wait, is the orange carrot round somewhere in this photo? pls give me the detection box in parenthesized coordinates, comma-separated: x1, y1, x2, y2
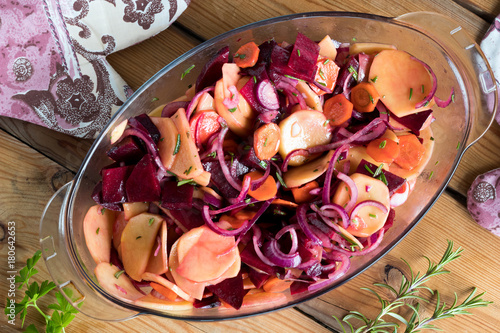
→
(366, 138, 400, 163)
(323, 94, 353, 126)
(233, 42, 260, 68)
(150, 282, 178, 301)
(350, 82, 380, 113)
(291, 181, 319, 204)
(253, 123, 281, 161)
(393, 134, 426, 170)
(246, 171, 278, 201)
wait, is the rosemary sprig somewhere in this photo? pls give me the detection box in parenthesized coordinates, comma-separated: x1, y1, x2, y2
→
(334, 241, 492, 333)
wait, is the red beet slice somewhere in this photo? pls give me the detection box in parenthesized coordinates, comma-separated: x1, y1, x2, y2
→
(288, 32, 320, 82)
(133, 114, 161, 144)
(102, 165, 133, 203)
(390, 110, 435, 136)
(206, 271, 248, 310)
(107, 136, 145, 164)
(195, 46, 229, 92)
(91, 182, 123, 211)
(125, 154, 160, 202)
(193, 295, 221, 309)
(160, 180, 194, 210)
(356, 159, 406, 196)
(168, 209, 205, 230)
(247, 267, 270, 289)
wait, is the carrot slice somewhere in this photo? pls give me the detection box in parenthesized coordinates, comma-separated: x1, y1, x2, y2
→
(150, 282, 178, 301)
(271, 198, 298, 208)
(253, 123, 281, 160)
(246, 171, 278, 201)
(350, 82, 380, 113)
(311, 56, 340, 96)
(323, 94, 353, 126)
(291, 181, 319, 204)
(393, 134, 426, 171)
(366, 138, 400, 163)
(263, 276, 293, 293)
(189, 111, 221, 145)
(233, 42, 260, 68)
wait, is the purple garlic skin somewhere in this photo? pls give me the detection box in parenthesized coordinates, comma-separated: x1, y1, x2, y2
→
(467, 168, 500, 236)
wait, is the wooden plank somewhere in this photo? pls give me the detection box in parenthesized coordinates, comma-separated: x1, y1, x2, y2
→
(454, 0, 500, 21)
(177, 0, 490, 42)
(297, 193, 500, 331)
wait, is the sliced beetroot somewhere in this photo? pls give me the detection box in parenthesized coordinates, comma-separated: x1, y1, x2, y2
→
(168, 208, 205, 230)
(91, 182, 123, 211)
(383, 208, 396, 232)
(102, 165, 133, 204)
(267, 45, 292, 84)
(125, 154, 161, 202)
(356, 159, 405, 196)
(206, 271, 248, 310)
(288, 32, 320, 82)
(106, 136, 145, 164)
(202, 160, 248, 199)
(193, 295, 221, 309)
(240, 243, 282, 276)
(195, 46, 229, 92)
(240, 147, 265, 170)
(160, 180, 194, 210)
(390, 110, 435, 136)
(133, 114, 161, 144)
(290, 280, 310, 295)
(247, 267, 270, 289)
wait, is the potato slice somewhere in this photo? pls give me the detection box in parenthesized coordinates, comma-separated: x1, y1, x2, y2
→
(120, 213, 164, 281)
(369, 50, 433, 117)
(83, 205, 116, 264)
(94, 263, 144, 302)
(284, 150, 334, 188)
(134, 293, 194, 311)
(145, 221, 168, 275)
(278, 110, 332, 166)
(349, 42, 397, 55)
(150, 116, 179, 170)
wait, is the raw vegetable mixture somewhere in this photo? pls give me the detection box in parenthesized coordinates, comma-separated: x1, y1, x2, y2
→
(84, 32, 453, 311)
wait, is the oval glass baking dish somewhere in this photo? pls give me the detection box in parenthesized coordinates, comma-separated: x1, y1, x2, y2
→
(40, 11, 497, 321)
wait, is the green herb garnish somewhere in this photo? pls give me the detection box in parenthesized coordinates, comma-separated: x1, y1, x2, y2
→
(114, 270, 125, 279)
(181, 64, 195, 80)
(276, 172, 287, 188)
(173, 134, 181, 155)
(177, 179, 197, 186)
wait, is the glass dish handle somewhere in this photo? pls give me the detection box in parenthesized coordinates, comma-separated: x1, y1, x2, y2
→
(40, 182, 139, 321)
(395, 11, 498, 150)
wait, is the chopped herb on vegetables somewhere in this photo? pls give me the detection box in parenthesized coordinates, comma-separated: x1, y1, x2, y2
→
(379, 140, 387, 149)
(409, 87, 413, 100)
(371, 76, 378, 83)
(228, 107, 237, 113)
(323, 59, 330, 65)
(173, 134, 181, 155)
(276, 172, 287, 188)
(181, 64, 195, 80)
(114, 270, 125, 279)
(151, 97, 159, 102)
(348, 65, 358, 81)
(177, 179, 197, 186)
(96, 228, 100, 235)
(148, 218, 155, 226)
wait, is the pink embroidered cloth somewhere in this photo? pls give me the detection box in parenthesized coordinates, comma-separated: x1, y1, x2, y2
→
(0, 0, 190, 138)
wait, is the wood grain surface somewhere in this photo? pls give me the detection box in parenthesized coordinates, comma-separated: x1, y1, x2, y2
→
(1, 0, 499, 332)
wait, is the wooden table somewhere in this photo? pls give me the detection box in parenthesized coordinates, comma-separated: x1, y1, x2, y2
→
(1, 1, 499, 332)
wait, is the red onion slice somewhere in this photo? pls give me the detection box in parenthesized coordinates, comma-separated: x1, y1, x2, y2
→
(350, 200, 388, 221)
(337, 172, 358, 213)
(319, 203, 350, 229)
(202, 205, 249, 237)
(263, 238, 302, 268)
(216, 123, 242, 191)
(308, 117, 386, 154)
(153, 235, 161, 257)
(297, 204, 323, 245)
(120, 128, 167, 176)
(256, 79, 280, 110)
(250, 162, 271, 191)
(275, 223, 299, 254)
(229, 175, 251, 204)
(252, 225, 276, 266)
(322, 145, 349, 205)
(411, 56, 438, 109)
(162, 101, 189, 117)
(308, 252, 350, 291)
(276, 79, 308, 110)
(185, 86, 215, 120)
(312, 80, 333, 94)
(434, 87, 455, 108)
(332, 228, 385, 256)
(282, 149, 310, 172)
